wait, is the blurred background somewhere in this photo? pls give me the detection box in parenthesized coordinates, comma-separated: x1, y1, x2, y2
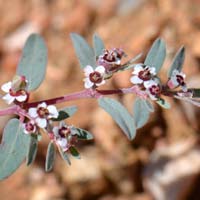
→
(1, 0, 200, 199)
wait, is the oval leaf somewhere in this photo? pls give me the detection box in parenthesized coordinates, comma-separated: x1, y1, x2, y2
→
(76, 128, 94, 140)
(192, 88, 200, 98)
(93, 33, 105, 58)
(17, 34, 47, 91)
(69, 146, 81, 159)
(168, 46, 185, 77)
(59, 149, 71, 165)
(98, 97, 136, 140)
(0, 119, 30, 180)
(133, 98, 150, 129)
(144, 38, 166, 73)
(70, 33, 96, 68)
(45, 142, 55, 172)
(26, 134, 38, 166)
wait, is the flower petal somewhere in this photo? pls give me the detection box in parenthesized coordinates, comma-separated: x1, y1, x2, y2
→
(57, 138, 68, 149)
(2, 94, 15, 104)
(28, 108, 38, 118)
(95, 65, 105, 74)
(53, 126, 59, 136)
(96, 79, 105, 86)
(132, 64, 143, 75)
(47, 105, 59, 118)
(38, 102, 47, 108)
(144, 80, 156, 89)
(150, 67, 156, 75)
(16, 94, 27, 102)
(1, 82, 12, 93)
(130, 76, 143, 84)
(84, 65, 94, 76)
(84, 78, 94, 88)
(36, 118, 47, 128)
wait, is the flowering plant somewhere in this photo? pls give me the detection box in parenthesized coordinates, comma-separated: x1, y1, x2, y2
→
(0, 33, 199, 180)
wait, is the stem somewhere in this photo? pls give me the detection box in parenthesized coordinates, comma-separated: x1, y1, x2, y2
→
(0, 105, 17, 116)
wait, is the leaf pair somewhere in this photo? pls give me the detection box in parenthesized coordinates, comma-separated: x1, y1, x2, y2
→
(70, 33, 105, 69)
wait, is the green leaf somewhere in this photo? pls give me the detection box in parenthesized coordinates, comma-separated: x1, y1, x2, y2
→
(17, 34, 47, 91)
(76, 128, 93, 140)
(70, 33, 96, 69)
(133, 98, 150, 129)
(98, 97, 136, 140)
(26, 134, 38, 166)
(69, 146, 81, 159)
(168, 46, 185, 77)
(0, 119, 30, 180)
(52, 106, 77, 121)
(156, 98, 171, 109)
(59, 149, 71, 165)
(45, 142, 55, 172)
(93, 33, 105, 58)
(192, 88, 200, 98)
(144, 38, 166, 73)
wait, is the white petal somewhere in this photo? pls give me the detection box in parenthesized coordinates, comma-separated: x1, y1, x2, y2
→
(16, 94, 27, 102)
(95, 65, 105, 74)
(47, 105, 59, 118)
(28, 108, 38, 118)
(148, 92, 158, 100)
(36, 118, 47, 128)
(84, 65, 94, 76)
(132, 64, 143, 75)
(150, 67, 156, 75)
(57, 138, 68, 148)
(96, 79, 106, 86)
(2, 94, 15, 104)
(172, 69, 179, 76)
(84, 78, 94, 88)
(144, 80, 157, 89)
(38, 102, 47, 108)
(130, 76, 143, 84)
(1, 82, 12, 93)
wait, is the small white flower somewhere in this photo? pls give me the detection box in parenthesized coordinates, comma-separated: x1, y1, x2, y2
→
(145, 80, 161, 100)
(22, 120, 37, 134)
(53, 122, 77, 152)
(83, 65, 106, 88)
(28, 102, 59, 128)
(1, 81, 28, 104)
(167, 69, 187, 92)
(130, 64, 156, 88)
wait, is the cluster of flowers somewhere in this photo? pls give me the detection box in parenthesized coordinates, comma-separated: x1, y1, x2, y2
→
(0, 47, 188, 152)
(1, 76, 78, 152)
(83, 48, 187, 100)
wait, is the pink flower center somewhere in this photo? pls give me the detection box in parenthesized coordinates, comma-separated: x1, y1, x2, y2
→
(89, 71, 103, 83)
(138, 68, 152, 81)
(176, 75, 185, 86)
(37, 107, 49, 118)
(25, 122, 35, 132)
(58, 126, 71, 138)
(149, 85, 161, 95)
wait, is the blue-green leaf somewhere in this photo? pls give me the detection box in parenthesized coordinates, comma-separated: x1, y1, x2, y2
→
(26, 134, 38, 166)
(143, 99, 155, 112)
(52, 106, 77, 121)
(98, 97, 136, 140)
(45, 142, 55, 172)
(0, 119, 30, 180)
(59, 149, 71, 165)
(156, 98, 171, 109)
(70, 33, 96, 69)
(133, 98, 150, 129)
(69, 146, 81, 159)
(93, 33, 105, 58)
(76, 128, 93, 140)
(144, 38, 166, 73)
(17, 34, 47, 91)
(168, 46, 185, 77)
(192, 88, 200, 98)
